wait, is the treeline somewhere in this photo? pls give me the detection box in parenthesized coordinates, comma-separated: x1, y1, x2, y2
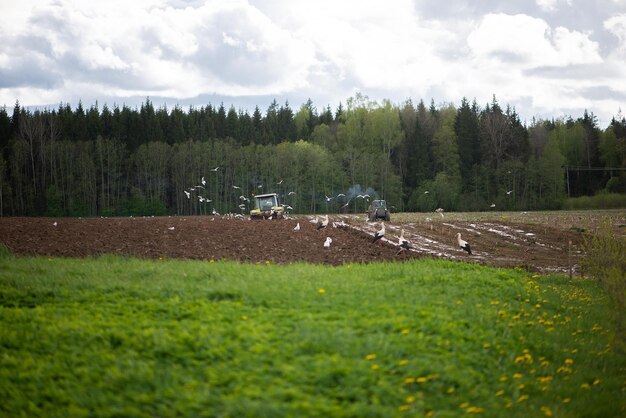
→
(0, 93, 624, 217)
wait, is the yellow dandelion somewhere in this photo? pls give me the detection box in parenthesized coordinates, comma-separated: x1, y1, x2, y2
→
(366, 354, 376, 360)
(399, 405, 409, 412)
(517, 395, 529, 403)
(426, 411, 434, 418)
(513, 373, 523, 379)
(593, 378, 601, 385)
(532, 274, 540, 279)
(399, 359, 409, 366)
(495, 390, 504, 396)
(467, 406, 484, 414)
(499, 375, 509, 382)
(371, 364, 380, 371)
(209, 259, 215, 263)
(318, 288, 325, 294)
(483, 343, 492, 349)
(514, 356, 526, 363)
(562, 398, 571, 403)
(581, 383, 590, 390)
(540, 406, 553, 417)
(456, 299, 463, 305)
(564, 358, 574, 365)
(401, 329, 410, 335)
(265, 260, 270, 265)
(416, 377, 428, 383)
(459, 402, 470, 409)
(406, 395, 415, 403)
(505, 401, 513, 408)
(241, 315, 248, 321)
(404, 377, 416, 384)
(447, 387, 455, 394)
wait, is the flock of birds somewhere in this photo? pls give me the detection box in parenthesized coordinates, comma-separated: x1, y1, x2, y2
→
(181, 171, 475, 256)
(290, 212, 473, 257)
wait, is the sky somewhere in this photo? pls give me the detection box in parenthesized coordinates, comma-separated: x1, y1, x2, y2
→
(1, 0, 625, 128)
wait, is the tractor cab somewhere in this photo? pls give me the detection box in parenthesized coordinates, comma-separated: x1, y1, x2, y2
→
(250, 193, 284, 220)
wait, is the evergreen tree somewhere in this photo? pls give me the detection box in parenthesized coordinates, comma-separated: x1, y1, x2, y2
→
(454, 97, 480, 189)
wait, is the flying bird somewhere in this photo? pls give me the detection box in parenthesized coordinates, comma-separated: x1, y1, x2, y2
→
(232, 185, 241, 189)
(288, 191, 296, 196)
(325, 195, 333, 202)
(277, 179, 283, 185)
(506, 190, 513, 195)
(324, 237, 332, 248)
(184, 190, 190, 199)
(294, 222, 300, 231)
(457, 233, 472, 255)
(424, 190, 429, 194)
(490, 203, 496, 208)
(336, 193, 346, 198)
(201, 176, 206, 185)
(372, 222, 385, 243)
(210, 166, 219, 171)
(317, 215, 329, 230)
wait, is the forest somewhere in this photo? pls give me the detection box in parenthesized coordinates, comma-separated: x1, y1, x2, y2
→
(0, 93, 624, 217)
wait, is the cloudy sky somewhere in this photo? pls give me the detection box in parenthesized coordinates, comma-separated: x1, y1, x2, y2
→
(1, 0, 625, 127)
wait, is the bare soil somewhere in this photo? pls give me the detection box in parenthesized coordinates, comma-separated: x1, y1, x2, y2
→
(2, 211, 618, 275)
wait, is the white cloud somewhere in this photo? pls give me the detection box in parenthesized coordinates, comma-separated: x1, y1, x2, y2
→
(467, 13, 601, 68)
(535, 0, 573, 12)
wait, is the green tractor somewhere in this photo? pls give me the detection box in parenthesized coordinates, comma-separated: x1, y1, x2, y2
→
(249, 193, 285, 220)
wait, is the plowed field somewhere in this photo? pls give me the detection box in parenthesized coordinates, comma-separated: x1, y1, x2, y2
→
(3, 210, 624, 274)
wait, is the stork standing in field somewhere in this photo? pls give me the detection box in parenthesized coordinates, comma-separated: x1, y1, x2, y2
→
(457, 233, 472, 255)
(317, 215, 329, 230)
(397, 229, 410, 253)
(372, 222, 385, 243)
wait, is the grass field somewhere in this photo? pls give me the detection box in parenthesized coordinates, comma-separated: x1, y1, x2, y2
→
(0, 251, 624, 417)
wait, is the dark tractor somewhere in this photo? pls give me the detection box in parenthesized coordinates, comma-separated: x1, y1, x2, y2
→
(367, 199, 390, 222)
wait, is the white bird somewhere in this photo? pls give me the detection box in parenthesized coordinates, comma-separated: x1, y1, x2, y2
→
(210, 166, 219, 171)
(435, 208, 445, 218)
(232, 185, 241, 189)
(398, 229, 410, 251)
(294, 222, 300, 231)
(53, 221, 58, 227)
(195, 185, 204, 189)
(277, 179, 283, 184)
(457, 233, 472, 255)
(201, 176, 206, 186)
(212, 208, 220, 216)
(506, 190, 513, 195)
(288, 191, 296, 196)
(490, 203, 496, 208)
(424, 190, 429, 194)
(239, 195, 249, 201)
(324, 237, 332, 248)
(325, 195, 333, 202)
(184, 190, 190, 199)
(317, 215, 329, 230)
(336, 193, 346, 198)
(372, 222, 385, 243)
(168, 226, 175, 230)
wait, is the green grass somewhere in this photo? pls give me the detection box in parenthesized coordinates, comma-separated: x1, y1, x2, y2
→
(0, 253, 624, 418)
